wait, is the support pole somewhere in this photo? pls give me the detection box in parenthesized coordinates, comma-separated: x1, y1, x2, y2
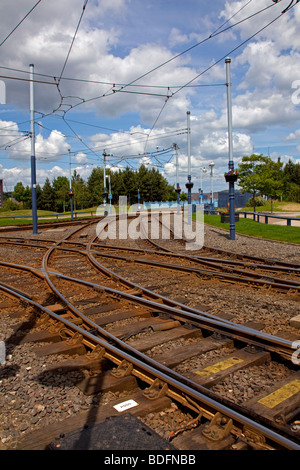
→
(185, 111, 193, 224)
(103, 151, 108, 216)
(174, 143, 181, 214)
(68, 148, 73, 220)
(30, 64, 38, 235)
(225, 57, 235, 240)
(209, 161, 214, 209)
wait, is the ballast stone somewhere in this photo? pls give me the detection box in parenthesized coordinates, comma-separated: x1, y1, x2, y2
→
(290, 315, 300, 329)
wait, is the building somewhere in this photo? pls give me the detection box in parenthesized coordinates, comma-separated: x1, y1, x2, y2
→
(191, 192, 219, 206)
(217, 190, 252, 209)
(190, 190, 252, 209)
(0, 179, 3, 208)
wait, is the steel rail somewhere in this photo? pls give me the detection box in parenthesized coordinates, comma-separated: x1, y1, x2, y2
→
(0, 253, 241, 327)
(85, 220, 300, 361)
(2, 227, 299, 271)
(88, 250, 300, 292)
(139, 214, 300, 277)
(150, 212, 300, 269)
(0, 237, 298, 292)
(1, 216, 299, 449)
(0, 216, 297, 360)
(0, 257, 296, 361)
(1, 217, 299, 449)
(0, 280, 299, 451)
(86, 242, 300, 274)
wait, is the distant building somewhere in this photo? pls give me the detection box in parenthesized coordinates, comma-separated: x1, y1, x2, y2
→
(190, 190, 251, 209)
(191, 192, 219, 206)
(218, 190, 252, 209)
(0, 179, 3, 208)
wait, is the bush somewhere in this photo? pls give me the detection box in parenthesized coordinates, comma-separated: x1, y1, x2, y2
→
(246, 196, 265, 207)
(0, 199, 22, 212)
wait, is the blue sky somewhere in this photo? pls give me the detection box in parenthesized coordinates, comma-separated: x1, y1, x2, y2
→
(0, 0, 300, 194)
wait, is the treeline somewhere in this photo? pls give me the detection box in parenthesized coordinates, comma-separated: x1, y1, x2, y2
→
(282, 159, 300, 202)
(237, 156, 300, 210)
(7, 165, 185, 212)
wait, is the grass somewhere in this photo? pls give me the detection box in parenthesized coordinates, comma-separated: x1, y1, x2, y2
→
(204, 214, 300, 244)
(0, 205, 299, 244)
(238, 201, 300, 213)
(0, 209, 56, 217)
(0, 207, 102, 226)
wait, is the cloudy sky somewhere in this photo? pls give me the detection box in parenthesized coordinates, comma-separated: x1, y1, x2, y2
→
(0, 0, 300, 194)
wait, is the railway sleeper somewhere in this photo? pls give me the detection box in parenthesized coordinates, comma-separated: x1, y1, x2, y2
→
(172, 412, 236, 451)
(186, 347, 271, 389)
(75, 368, 138, 396)
(244, 371, 300, 434)
(33, 331, 87, 357)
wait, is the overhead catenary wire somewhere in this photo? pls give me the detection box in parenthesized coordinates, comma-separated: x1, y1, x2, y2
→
(46, 0, 290, 131)
(5, 0, 277, 118)
(1, 0, 298, 174)
(0, 0, 43, 48)
(0, 0, 282, 115)
(56, 0, 89, 86)
(109, 0, 279, 98)
(173, 1, 299, 97)
(125, 1, 297, 150)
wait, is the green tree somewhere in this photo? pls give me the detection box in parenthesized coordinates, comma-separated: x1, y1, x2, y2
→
(122, 167, 138, 204)
(12, 182, 32, 209)
(87, 167, 104, 206)
(237, 154, 270, 212)
(36, 184, 42, 210)
(259, 158, 284, 212)
(53, 176, 70, 212)
(22, 185, 32, 209)
(12, 181, 26, 203)
(111, 170, 126, 204)
(40, 178, 55, 211)
(72, 171, 89, 210)
(283, 159, 300, 185)
(283, 160, 300, 202)
(180, 191, 188, 202)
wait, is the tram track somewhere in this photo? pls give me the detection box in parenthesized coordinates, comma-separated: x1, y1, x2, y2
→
(0, 216, 299, 450)
(1, 274, 300, 451)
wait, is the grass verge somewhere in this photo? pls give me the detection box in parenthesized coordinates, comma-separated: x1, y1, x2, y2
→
(204, 214, 300, 244)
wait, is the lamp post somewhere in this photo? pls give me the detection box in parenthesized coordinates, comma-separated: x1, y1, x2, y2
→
(185, 111, 193, 224)
(106, 174, 111, 213)
(173, 143, 181, 214)
(199, 167, 207, 204)
(209, 161, 214, 210)
(68, 149, 73, 220)
(30, 64, 38, 234)
(225, 57, 236, 240)
(103, 151, 109, 216)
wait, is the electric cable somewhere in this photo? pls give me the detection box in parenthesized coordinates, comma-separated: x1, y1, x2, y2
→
(57, 0, 89, 85)
(0, 0, 43, 48)
(173, 2, 299, 96)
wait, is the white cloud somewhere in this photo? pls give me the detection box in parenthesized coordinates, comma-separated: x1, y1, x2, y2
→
(0, 1, 300, 191)
(0, 161, 97, 191)
(285, 129, 300, 140)
(74, 152, 88, 163)
(0, 120, 70, 162)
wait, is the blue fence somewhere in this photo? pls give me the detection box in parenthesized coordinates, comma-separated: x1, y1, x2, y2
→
(238, 211, 300, 226)
(0, 206, 299, 227)
(0, 210, 97, 221)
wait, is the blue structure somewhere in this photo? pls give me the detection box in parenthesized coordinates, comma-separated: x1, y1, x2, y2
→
(218, 190, 251, 209)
